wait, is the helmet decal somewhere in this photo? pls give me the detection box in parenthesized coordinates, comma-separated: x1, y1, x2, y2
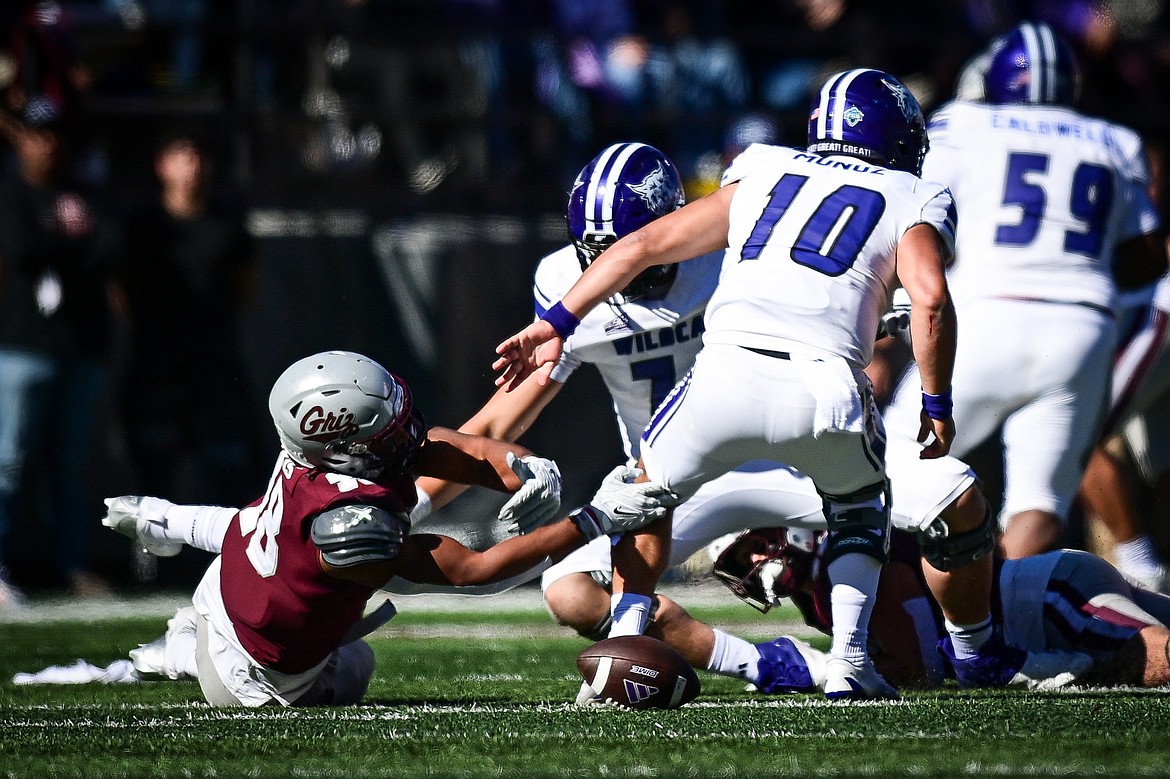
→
(808, 69, 928, 175)
(628, 160, 677, 217)
(881, 77, 917, 122)
(982, 22, 1079, 105)
(298, 405, 360, 445)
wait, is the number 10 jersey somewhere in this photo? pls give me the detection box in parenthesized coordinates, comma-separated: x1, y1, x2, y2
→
(709, 143, 957, 369)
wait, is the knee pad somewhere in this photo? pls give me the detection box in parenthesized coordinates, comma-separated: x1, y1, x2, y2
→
(919, 506, 996, 572)
(821, 481, 891, 567)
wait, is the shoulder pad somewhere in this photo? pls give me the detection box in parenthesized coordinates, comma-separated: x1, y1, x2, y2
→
(311, 504, 408, 568)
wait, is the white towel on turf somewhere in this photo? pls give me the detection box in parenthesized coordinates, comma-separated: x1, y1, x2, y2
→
(12, 658, 137, 685)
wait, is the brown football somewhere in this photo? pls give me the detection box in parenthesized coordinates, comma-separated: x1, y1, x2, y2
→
(576, 635, 701, 709)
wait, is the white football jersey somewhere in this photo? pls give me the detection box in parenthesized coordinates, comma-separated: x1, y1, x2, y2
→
(709, 143, 956, 368)
(923, 100, 1160, 310)
(533, 245, 725, 459)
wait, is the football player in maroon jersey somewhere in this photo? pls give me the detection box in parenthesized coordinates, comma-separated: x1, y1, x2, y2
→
(103, 350, 677, 707)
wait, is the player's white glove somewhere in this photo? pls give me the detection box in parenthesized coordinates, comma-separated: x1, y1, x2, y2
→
(571, 465, 680, 541)
(101, 496, 183, 558)
(498, 452, 563, 534)
(876, 287, 912, 341)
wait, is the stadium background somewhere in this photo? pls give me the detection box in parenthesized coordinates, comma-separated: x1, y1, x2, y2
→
(3, 0, 1169, 591)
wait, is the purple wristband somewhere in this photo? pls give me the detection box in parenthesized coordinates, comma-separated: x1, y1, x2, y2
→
(540, 301, 580, 339)
(922, 390, 953, 420)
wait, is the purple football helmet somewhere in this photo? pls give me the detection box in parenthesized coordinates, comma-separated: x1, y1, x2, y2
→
(982, 21, 1080, 106)
(566, 142, 685, 301)
(807, 69, 928, 176)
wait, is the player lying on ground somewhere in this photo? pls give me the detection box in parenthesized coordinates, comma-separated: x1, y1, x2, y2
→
(98, 350, 677, 707)
(713, 526, 1169, 689)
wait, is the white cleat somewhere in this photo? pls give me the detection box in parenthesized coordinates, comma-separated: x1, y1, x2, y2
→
(102, 497, 183, 558)
(823, 657, 900, 701)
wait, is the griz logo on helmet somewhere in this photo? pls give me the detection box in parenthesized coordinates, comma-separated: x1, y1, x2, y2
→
(627, 161, 677, 218)
(298, 405, 360, 445)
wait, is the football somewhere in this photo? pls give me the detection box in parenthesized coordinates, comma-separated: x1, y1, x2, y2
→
(576, 635, 701, 710)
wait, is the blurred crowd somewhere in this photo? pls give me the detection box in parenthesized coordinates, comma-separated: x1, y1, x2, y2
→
(1, 0, 1170, 603)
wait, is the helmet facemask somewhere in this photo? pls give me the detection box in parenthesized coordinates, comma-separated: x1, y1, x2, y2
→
(712, 528, 817, 613)
(573, 232, 679, 303)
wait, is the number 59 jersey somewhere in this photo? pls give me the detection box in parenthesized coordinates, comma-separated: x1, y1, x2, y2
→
(709, 143, 956, 369)
(923, 100, 1160, 311)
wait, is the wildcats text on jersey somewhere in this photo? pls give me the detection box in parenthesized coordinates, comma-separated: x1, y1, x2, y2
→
(611, 314, 705, 356)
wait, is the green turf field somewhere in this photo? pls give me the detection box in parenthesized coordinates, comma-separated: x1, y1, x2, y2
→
(3, 605, 1170, 778)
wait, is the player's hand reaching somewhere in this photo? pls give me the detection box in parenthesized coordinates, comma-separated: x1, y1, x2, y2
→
(571, 465, 681, 541)
(493, 320, 564, 391)
(101, 495, 183, 557)
(498, 452, 563, 534)
(917, 412, 955, 459)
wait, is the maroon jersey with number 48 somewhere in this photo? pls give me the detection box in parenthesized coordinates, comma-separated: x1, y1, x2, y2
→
(219, 452, 415, 673)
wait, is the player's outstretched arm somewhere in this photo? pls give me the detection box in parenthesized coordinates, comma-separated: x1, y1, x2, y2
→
(415, 427, 536, 493)
(413, 366, 566, 523)
(493, 186, 736, 391)
(896, 223, 957, 458)
(391, 466, 678, 587)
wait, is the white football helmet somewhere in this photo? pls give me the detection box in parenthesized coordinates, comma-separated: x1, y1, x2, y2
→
(268, 350, 425, 479)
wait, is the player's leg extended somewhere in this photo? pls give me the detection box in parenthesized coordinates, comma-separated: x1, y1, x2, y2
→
(545, 564, 825, 693)
(609, 510, 672, 637)
(1080, 440, 1166, 589)
(919, 485, 994, 628)
(1000, 304, 1114, 558)
(612, 349, 734, 639)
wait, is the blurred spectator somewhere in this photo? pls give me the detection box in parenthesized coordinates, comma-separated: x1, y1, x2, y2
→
(309, 0, 492, 192)
(4, 1, 91, 121)
(109, 129, 266, 583)
(686, 110, 779, 199)
(0, 95, 115, 602)
(104, 0, 210, 93)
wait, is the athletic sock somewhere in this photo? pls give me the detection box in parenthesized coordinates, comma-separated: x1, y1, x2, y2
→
(944, 615, 994, 660)
(608, 593, 653, 637)
(826, 553, 881, 664)
(1115, 535, 1165, 578)
(707, 627, 761, 682)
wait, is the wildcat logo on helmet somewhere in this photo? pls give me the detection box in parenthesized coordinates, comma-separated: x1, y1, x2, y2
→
(843, 106, 865, 126)
(881, 78, 917, 121)
(628, 161, 676, 216)
(299, 406, 360, 443)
